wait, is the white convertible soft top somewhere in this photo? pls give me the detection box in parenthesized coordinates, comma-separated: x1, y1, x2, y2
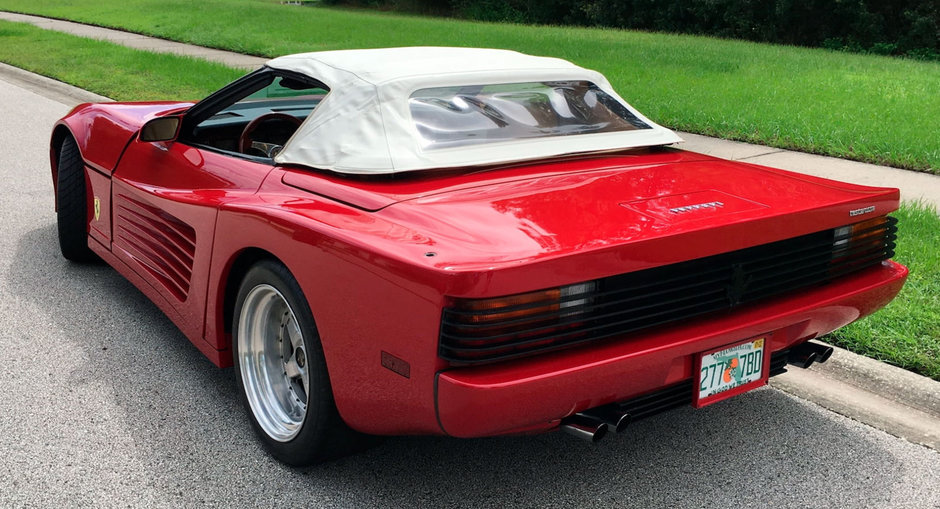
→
(267, 47, 682, 174)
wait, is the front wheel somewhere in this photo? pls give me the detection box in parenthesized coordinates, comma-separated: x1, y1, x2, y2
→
(55, 136, 97, 262)
(232, 260, 360, 466)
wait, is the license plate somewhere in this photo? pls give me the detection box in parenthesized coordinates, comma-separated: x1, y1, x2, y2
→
(693, 337, 769, 408)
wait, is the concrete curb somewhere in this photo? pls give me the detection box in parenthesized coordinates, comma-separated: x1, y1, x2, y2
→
(770, 344, 940, 450)
(819, 343, 940, 419)
(1, 15, 938, 451)
(0, 61, 110, 106)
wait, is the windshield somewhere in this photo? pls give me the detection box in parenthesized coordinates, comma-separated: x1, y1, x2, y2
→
(409, 81, 651, 149)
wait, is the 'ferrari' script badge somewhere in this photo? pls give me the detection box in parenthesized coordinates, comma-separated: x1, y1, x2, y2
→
(849, 205, 875, 217)
(93, 196, 100, 221)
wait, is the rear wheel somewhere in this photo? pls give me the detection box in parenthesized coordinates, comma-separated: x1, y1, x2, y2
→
(232, 260, 361, 466)
(55, 136, 97, 262)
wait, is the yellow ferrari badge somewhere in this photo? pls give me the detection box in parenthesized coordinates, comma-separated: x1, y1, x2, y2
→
(94, 196, 100, 221)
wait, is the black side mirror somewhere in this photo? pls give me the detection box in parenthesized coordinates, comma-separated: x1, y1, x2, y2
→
(140, 116, 181, 142)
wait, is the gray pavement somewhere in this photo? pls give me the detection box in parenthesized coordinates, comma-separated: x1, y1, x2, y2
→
(0, 71, 938, 505)
(772, 345, 940, 450)
(3, 11, 939, 452)
(1, 13, 940, 508)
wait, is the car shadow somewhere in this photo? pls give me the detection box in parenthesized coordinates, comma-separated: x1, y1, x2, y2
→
(8, 224, 913, 508)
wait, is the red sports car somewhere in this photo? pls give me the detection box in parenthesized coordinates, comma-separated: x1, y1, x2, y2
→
(50, 47, 906, 466)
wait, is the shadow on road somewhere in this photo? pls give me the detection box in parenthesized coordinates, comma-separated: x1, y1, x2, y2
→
(9, 224, 910, 507)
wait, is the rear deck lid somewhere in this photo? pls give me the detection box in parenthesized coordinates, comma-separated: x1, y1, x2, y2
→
(372, 151, 899, 265)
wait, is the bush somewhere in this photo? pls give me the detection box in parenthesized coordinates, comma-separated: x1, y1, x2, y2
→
(328, 0, 940, 60)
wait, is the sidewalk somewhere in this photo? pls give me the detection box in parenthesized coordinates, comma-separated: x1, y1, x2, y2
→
(1, 10, 938, 450)
(681, 132, 940, 210)
(0, 11, 266, 70)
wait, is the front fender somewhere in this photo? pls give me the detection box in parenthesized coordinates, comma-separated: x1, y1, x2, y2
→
(50, 101, 193, 175)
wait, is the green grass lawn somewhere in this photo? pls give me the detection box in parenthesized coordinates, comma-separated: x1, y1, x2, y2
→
(0, 20, 242, 100)
(0, 0, 938, 173)
(0, 13, 936, 380)
(826, 201, 940, 381)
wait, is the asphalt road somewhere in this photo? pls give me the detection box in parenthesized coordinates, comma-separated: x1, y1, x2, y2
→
(1, 75, 939, 509)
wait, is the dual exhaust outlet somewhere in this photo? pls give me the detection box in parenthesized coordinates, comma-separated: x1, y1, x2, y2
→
(560, 340, 834, 443)
(560, 406, 630, 443)
(787, 340, 834, 369)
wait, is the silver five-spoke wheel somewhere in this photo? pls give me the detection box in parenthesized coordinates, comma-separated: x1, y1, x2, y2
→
(237, 284, 310, 442)
(234, 260, 361, 466)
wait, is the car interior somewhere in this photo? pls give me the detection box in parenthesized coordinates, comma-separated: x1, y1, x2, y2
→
(186, 75, 327, 159)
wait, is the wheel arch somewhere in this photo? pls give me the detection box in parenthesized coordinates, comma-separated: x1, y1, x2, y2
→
(219, 247, 278, 346)
(49, 124, 77, 209)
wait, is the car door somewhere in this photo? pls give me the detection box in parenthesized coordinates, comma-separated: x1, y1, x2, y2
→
(109, 69, 328, 343)
(110, 135, 275, 342)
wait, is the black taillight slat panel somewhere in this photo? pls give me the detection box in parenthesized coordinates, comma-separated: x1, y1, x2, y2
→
(442, 284, 727, 334)
(440, 293, 730, 353)
(440, 217, 897, 363)
(745, 250, 892, 299)
(443, 267, 729, 321)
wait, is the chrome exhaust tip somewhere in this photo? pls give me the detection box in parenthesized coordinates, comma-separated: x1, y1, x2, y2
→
(788, 346, 819, 369)
(560, 413, 609, 443)
(581, 407, 630, 433)
(804, 342, 834, 363)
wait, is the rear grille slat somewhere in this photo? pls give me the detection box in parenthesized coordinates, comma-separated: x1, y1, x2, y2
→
(441, 293, 729, 353)
(442, 269, 729, 321)
(612, 349, 791, 422)
(441, 217, 897, 364)
(746, 247, 894, 299)
(441, 284, 727, 334)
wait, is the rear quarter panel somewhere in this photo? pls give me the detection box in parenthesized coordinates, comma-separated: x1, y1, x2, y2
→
(205, 160, 904, 436)
(208, 174, 455, 434)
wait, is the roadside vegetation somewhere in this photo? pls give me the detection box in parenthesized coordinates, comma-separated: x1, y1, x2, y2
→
(0, 0, 937, 173)
(827, 201, 940, 381)
(328, 0, 940, 61)
(0, 20, 241, 100)
(0, 14, 936, 380)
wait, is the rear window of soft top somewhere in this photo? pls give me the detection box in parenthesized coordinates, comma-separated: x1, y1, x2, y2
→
(409, 81, 651, 149)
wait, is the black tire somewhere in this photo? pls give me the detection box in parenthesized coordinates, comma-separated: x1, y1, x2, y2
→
(56, 136, 98, 262)
(232, 259, 365, 466)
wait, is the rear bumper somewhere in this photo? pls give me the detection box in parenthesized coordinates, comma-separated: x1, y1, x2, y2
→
(435, 260, 907, 438)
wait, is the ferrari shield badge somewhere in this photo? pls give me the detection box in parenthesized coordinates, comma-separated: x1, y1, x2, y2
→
(93, 196, 100, 221)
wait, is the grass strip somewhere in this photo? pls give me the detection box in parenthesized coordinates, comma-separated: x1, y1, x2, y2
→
(0, 0, 938, 174)
(0, 17, 936, 380)
(0, 20, 242, 101)
(826, 201, 940, 381)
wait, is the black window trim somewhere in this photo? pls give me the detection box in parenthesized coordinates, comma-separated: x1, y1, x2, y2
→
(178, 66, 329, 161)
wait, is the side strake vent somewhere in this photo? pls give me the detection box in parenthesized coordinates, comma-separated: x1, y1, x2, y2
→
(114, 194, 196, 301)
(440, 216, 897, 364)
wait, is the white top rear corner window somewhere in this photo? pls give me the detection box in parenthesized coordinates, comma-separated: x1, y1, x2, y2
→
(409, 81, 652, 150)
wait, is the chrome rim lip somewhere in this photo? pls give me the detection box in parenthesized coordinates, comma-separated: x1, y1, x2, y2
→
(237, 284, 309, 442)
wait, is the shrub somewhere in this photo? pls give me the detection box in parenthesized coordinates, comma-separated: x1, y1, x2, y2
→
(328, 0, 940, 60)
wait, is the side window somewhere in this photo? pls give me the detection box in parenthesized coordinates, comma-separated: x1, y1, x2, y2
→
(189, 75, 328, 158)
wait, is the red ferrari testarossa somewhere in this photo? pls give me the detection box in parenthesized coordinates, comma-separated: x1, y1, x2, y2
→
(50, 47, 906, 466)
